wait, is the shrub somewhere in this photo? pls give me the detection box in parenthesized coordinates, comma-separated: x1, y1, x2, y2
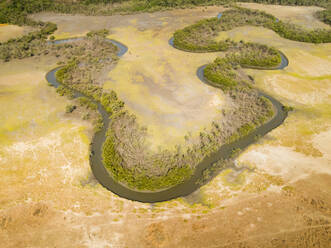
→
(56, 86, 75, 98)
(87, 29, 109, 38)
(65, 104, 76, 113)
(77, 97, 98, 110)
(204, 58, 237, 91)
(282, 105, 294, 112)
(102, 129, 193, 190)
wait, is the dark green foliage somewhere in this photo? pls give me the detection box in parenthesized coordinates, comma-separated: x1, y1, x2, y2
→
(48, 1, 331, 17)
(316, 9, 331, 26)
(239, 0, 330, 8)
(282, 105, 294, 112)
(259, 96, 274, 117)
(0, 0, 223, 20)
(65, 104, 77, 113)
(0, 0, 316, 192)
(237, 123, 255, 137)
(77, 97, 98, 110)
(56, 85, 75, 98)
(230, 148, 241, 158)
(173, 18, 232, 52)
(0, 22, 57, 61)
(103, 130, 192, 190)
(0, 0, 330, 27)
(40, 22, 57, 35)
(100, 91, 125, 115)
(204, 42, 282, 91)
(227, 124, 254, 143)
(0, 0, 53, 25)
(48, 0, 229, 15)
(202, 42, 276, 145)
(204, 58, 237, 91)
(173, 7, 331, 52)
(56, 59, 78, 83)
(228, 43, 281, 68)
(94, 116, 104, 132)
(87, 29, 109, 38)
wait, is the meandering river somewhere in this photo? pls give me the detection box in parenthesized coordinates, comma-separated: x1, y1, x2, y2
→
(46, 37, 288, 203)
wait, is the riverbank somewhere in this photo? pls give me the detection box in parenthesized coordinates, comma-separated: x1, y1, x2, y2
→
(1, 4, 331, 247)
(44, 32, 288, 201)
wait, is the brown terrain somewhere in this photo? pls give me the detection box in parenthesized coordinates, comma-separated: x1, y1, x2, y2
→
(0, 3, 330, 248)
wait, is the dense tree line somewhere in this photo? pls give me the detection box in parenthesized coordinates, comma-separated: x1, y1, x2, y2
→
(0, 0, 54, 25)
(173, 6, 331, 54)
(1, 0, 330, 26)
(240, 0, 330, 8)
(0, 22, 57, 61)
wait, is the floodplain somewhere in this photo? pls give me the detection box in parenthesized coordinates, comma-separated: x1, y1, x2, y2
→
(0, 3, 330, 248)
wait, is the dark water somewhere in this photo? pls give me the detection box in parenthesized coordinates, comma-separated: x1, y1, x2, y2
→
(279, 52, 289, 69)
(168, 37, 174, 46)
(46, 36, 288, 203)
(106, 39, 128, 56)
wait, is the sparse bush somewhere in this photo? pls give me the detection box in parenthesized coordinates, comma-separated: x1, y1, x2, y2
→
(65, 104, 76, 113)
(78, 97, 98, 110)
(282, 105, 294, 112)
(82, 113, 90, 120)
(56, 86, 75, 98)
(87, 29, 109, 38)
(316, 9, 331, 26)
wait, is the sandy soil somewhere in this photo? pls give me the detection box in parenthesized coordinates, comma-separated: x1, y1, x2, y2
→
(0, 24, 34, 42)
(1, 4, 330, 248)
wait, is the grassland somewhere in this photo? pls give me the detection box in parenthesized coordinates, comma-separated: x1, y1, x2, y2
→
(0, 3, 330, 248)
(0, 24, 35, 42)
(100, 37, 277, 190)
(30, 5, 326, 192)
(1, 4, 279, 191)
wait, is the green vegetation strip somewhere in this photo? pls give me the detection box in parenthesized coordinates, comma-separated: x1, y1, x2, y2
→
(1, 1, 330, 26)
(173, 6, 331, 52)
(3, 0, 326, 201)
(46, 52, 289, 202)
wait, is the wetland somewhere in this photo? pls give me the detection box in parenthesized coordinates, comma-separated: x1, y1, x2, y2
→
(1, 1, 331, 247)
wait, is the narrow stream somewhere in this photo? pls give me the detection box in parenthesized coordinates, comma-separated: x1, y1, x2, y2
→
(46, 36, 288, 203)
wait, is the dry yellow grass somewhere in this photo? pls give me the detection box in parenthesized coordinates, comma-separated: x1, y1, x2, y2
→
(35, 7, 227, 150)
(0, 4, 330, 247)
(0, 24, 33, 42)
